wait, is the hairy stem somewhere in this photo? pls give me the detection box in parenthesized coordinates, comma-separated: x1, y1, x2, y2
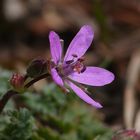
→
(0, 90, 18, 113)
(0, 73, 50, 114)
(24, 73, 50, 88)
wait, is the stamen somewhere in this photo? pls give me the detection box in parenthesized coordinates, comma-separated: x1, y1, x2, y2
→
(65, 54, 78, 65)
(81, 65, 86, 73)
(73, 61, 86, 74)
(78, 57, 85, 62)
(72, 54, 78, 58)
(66, 60, 74, 64)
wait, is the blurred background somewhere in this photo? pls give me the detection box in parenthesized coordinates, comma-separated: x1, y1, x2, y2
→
(0, 0, 140, 139)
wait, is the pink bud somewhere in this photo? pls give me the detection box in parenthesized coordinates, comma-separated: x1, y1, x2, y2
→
(10, 73, 24, 89)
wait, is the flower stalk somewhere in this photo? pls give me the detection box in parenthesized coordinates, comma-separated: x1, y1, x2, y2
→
(0, 72, 50, 114)
(24, 73, 50, 88)
(0, 90, 18, 114)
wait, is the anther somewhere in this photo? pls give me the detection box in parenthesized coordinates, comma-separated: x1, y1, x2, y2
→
(66, 60, 74, 64)
(78, 57, 85, 62)
(81, 65, 86, 73)
(72, 54, 78, 58)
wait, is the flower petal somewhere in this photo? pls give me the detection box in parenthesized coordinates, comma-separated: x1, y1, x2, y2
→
(49, 31, 62, 64)
(69, 67, 115, 86)
(67, 81, 102, 108)
(51, 68, 64, 87)
(64, 25, 94, 62)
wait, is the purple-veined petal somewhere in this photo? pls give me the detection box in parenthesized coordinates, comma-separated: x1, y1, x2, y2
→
(67, 81, 102, 108)
(49, 31, 62, 64)
(51, 68, 64, 87)
(64, 25, 94, 62)
(69, 66, 115, 86)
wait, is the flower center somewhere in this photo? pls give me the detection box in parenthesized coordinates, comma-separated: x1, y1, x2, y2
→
(63, 54, 86, 76)
(53, 54, 86, 78)
(72, 58, 86, 74)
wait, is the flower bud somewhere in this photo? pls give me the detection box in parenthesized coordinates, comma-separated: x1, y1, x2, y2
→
(26, 59, 47, 78)
(112, 130, 140, 140)
(10, 73, 24, 90)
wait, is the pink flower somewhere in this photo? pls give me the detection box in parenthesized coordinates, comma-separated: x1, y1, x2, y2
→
(49, 25, 114, 108)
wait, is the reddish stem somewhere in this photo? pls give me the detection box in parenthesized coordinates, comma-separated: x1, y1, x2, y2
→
(0, 73, 50, 114)
(24, 73, 50, 88)
(0, 90, 18, 113)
